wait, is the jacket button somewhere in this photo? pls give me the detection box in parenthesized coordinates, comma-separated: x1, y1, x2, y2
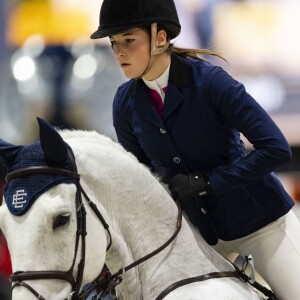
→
(173, 157, 181, 164)
(201, 208, 207, 214)
(160, 128, 166, 134)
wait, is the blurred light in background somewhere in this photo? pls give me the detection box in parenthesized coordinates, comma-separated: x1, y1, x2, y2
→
(7, 0, 93, 47)
(213, 1, 300, 76)
(237, 74, 286, 112)
(23, 35, 46, 57)
(73, 54, 97, 80)
(12, 54, 36, 81)
(70, 37, 106, 93)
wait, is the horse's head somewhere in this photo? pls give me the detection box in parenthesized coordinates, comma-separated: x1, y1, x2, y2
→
(0, 118, 108, 300)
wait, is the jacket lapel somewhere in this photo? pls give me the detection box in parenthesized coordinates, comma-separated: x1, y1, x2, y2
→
(130, 53, 190, 126)
(133, 82, 164, 127)
(162, 83, 185, 121)
(163, 53, 190, 120)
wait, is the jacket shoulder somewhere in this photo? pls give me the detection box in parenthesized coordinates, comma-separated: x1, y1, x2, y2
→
(179, 56, 225, 83)
(113, 79, 134, 112)
(185, 57, 224, 76)
(114, 79, 135, 106)
(116, 79, 134, 95)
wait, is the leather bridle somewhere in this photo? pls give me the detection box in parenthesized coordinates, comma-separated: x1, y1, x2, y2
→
(7, 147, 112, 300)
(6, 147, 184, 300)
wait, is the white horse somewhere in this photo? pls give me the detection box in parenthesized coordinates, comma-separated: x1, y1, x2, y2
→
(0, 119, 261, 300)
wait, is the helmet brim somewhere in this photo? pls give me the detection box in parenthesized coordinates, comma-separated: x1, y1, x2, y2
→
(90, 25, 138, 39)
(90, 19, 180, 40)
(90, 19, 154, 39)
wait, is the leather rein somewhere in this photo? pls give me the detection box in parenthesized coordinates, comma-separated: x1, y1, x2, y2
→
(6, 148, 276, 300)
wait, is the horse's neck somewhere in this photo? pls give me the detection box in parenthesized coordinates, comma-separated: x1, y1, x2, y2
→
(86, 173, 230, 299)
(66, 134, 231, 299)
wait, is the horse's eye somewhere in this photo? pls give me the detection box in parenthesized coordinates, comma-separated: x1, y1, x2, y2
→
(53, 213, 71, 230)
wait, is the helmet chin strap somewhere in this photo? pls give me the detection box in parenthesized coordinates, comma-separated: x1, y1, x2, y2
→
(135, 23, 170, 79)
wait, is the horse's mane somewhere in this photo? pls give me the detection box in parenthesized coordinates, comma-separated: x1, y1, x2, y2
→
(59, 129, 128, 154)
(58, 129, 161, 193)
(59, 129, 142, 167)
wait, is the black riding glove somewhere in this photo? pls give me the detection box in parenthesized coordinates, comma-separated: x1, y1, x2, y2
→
(168, 172, 211, 203)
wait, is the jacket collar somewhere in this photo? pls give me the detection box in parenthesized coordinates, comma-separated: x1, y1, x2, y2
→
(130, 53, 190, 126)
(130, 53, 190, 96)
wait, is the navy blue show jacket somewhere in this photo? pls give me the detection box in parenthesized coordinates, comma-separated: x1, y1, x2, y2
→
(113, 53, 294, 245)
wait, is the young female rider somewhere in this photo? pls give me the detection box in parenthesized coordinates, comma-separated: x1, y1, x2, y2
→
(91, 0, 300, 298)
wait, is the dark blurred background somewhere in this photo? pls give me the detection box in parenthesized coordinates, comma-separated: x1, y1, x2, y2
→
(0, 1, 300, 298)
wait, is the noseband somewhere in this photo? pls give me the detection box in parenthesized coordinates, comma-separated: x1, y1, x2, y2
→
(7, 148, 112, 300)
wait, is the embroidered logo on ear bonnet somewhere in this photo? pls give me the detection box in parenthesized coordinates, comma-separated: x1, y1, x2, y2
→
(3, 140, 74, 216)
(0, 118, 77, 216)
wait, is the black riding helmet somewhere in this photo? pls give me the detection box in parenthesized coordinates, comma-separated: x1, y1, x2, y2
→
(90, 0, 181, 39)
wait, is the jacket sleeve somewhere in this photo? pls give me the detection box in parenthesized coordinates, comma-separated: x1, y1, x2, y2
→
(207, 67, 292, 195)
(112, 93, 154, 171)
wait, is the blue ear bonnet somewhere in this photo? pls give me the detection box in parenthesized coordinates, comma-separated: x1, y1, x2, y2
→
(3, 141, 74, 216)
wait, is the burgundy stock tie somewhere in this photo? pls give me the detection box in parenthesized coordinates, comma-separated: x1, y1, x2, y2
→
(148, 87, 167, 117)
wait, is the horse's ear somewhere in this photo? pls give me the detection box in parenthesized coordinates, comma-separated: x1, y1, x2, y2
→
(37, 118, 68, 165)
(0, 139, 22, 167)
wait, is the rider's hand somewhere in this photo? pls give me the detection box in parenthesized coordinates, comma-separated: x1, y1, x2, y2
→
(168, 172, 211, 203)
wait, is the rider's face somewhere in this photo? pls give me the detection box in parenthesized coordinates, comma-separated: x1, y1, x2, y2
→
(110, 28, 150, 78)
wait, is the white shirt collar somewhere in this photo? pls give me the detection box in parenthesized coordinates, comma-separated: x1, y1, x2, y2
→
(142, 63, 170, 95)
